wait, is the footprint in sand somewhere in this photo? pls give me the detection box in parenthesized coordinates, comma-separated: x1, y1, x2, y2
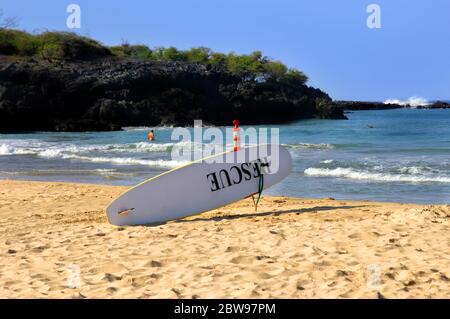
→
(257, 272, 272, 279)
(31, 244, 50, 253)
(106, 287, 118, 294)
(103, 273, 122, 282)
(150, 273, 162, 279)
(225, 246, 241, 253)
(347, 232, 360, 239)
(145, 260, 164, 268)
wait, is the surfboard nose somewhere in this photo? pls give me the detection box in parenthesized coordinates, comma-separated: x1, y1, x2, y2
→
(106, 204, 132, 226)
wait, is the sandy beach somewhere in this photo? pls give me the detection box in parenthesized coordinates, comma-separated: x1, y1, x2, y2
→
(0, 179, 448, 298)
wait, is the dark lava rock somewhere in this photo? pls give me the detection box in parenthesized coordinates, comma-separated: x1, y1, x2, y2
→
(336, 100, 450, 111)
(335, 101, 404, 110)
(418, 101, 450, 109)
(0, 56, 346, 132)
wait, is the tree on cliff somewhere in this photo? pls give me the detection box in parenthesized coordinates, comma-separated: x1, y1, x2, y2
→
(282, 69, 309, 86)
(110, 43, 153, 59)
(186, 47, 211, 63)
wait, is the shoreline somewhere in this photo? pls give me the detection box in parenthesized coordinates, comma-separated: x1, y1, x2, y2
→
(0, 179, 449, 298)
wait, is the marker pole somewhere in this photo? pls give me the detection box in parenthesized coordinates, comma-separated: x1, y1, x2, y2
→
(233, 119, 240, 152)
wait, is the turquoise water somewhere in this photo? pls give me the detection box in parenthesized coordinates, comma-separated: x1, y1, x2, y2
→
(1, 108, 449, 204)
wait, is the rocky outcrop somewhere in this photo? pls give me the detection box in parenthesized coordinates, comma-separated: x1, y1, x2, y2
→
(335, 101, 404, 110)
(0, 56, 347, 132)
(336, 100, 450, 110)
(417, 101, 450, 109)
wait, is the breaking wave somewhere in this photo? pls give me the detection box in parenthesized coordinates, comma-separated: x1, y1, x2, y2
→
(35, 149, 187, 168)
(62, 155, 189, 168)
(304, 167, 450, 183)
(0, 141, 207, 155)
(284, 143, 334, 150)
(121, 126, 174, 131)
(384, 97, 430, 107)
(0, 144, 35, 155)
(8, 168, 133, 177)
(0, 140, 196, 168)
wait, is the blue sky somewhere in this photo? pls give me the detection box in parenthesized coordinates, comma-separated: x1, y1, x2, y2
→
(2, 0, 449, 101)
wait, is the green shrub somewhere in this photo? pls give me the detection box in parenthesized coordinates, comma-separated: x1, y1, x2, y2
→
(263, 61, 288, 80)
(35, 32, 111, 60)
(128, 45, 153, 59)
(109, 44, 152, 59)
(0, 29, 39, 55)
(38, 43, 64, 61)
(186, 47, 211, 63)
(0, 29, 111, 60)
(109, 45, 128, 57)
(209, 52, 227, 67)
(151, 47, 187, 61)
(0, 29, 308, 84)
(226, 51, 265, 79)
(282, 69, 308, 85)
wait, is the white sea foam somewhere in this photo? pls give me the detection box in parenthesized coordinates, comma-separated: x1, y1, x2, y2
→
(304, 167, 450, 183)
(284, 143, 334, 150)
(321, 159, 334, 164)
(131, 141, 209, 152)
(48, 142, 173, 153)
(0, 143, 35, 155)
(0, 144, 14, 155)
(384, 97, 430, 107)
(94, 168, 133, 176)
(0, 140, 213, 157)
(399, 166, 430, 175)
(0, 139, 60, 156)
(34, 148, 187, 168)
(95, 168, 117, 173)
(61, 154, 189, 168)
(38, 149, 63, 158)
(121, 126, 174, 131)
(0, 139, 213, 169)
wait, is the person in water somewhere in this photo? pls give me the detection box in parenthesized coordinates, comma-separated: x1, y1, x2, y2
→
(148, 130, 155, 141)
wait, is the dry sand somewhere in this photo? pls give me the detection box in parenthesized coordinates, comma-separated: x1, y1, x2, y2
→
(0, 179, 449, 298)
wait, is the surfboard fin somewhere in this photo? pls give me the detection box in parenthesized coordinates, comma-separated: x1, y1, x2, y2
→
(117, 208, 135, 216)
(252, 162, 266, 211)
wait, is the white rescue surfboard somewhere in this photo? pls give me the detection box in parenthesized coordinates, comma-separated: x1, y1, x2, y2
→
(106, 144, 292, 226)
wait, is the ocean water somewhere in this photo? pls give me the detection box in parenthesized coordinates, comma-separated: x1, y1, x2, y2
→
(1, 108, 449, 204)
